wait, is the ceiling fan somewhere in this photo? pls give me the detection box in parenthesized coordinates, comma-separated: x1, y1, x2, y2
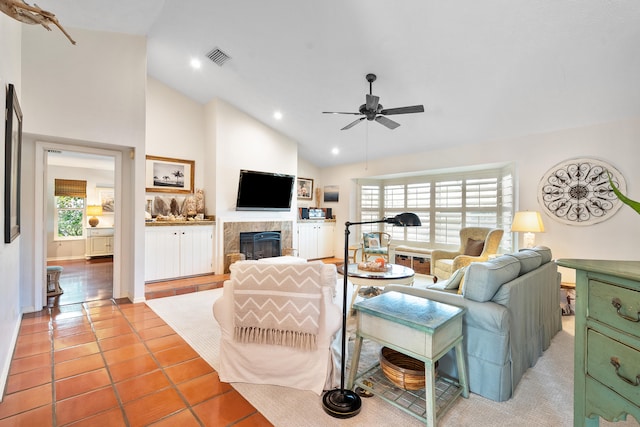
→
(323, 73, 425, 130)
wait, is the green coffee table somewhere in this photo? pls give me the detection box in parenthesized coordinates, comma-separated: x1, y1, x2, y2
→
(347, 291, 469, 426)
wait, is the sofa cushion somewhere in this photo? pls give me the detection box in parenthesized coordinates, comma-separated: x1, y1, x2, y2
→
(464, 238, 485, 256)
(510, 250, 542, 275)
(521, 246, 552, 264)
(432, 266, 467, 291)
(463, 255, 521, 302)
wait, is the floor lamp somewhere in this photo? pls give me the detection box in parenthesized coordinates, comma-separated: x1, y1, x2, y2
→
(322, 212, 422, 418)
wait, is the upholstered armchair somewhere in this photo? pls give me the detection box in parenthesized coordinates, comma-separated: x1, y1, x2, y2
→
(212, 258, 342, 395)
(360, 231, 391, 262)
(431, 227, 504, 280)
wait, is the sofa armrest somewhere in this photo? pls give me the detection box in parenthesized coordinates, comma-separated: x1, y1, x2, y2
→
(383, 284, 509, 333)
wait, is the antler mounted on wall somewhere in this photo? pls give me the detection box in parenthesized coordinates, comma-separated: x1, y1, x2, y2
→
(0, 0, 76, 45)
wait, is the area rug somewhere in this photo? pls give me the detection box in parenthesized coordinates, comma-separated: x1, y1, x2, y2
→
(146, 289, 635, 427)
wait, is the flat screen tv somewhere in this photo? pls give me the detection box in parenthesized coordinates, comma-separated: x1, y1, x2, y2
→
(236, 169, 295, 211)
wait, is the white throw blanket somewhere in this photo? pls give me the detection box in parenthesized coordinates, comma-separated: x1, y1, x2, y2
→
(231, 263, 323, 350)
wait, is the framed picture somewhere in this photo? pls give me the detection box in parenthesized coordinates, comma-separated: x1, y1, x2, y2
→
(297, 177, 313, 200)
(97, 187, 115, 213)
(145, 155, 195, 194)
(324, 185, 339, 203)
(4, 84, 22, 243)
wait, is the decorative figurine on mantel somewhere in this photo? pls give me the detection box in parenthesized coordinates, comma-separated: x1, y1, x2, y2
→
(184, 195, 197, 217)
(196, 188, 205, 214)
(315, 187, 322, 205)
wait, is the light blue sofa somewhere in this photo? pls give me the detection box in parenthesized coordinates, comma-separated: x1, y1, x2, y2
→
(384, 246, 562, 402)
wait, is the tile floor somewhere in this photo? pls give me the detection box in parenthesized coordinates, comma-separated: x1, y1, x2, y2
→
(0, 298, 273, 426)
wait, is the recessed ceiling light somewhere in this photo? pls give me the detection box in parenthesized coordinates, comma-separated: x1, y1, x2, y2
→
(190, 58, 202, 69)
(273, 111, 283, 120)
(331, 147, 339, 155)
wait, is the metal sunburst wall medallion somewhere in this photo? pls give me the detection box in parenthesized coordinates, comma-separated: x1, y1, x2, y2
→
(537, 158, 626, 226)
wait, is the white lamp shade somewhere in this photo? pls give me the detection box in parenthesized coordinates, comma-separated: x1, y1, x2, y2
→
(87, 205, 103, 216)
(511, 211, 545, 233)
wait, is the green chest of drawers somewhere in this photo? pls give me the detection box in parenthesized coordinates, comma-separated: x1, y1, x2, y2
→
(557, 260, 640, 426)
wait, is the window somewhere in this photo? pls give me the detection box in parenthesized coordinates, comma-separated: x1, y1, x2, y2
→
(357, 164, 514, 252)
(54, 179, 87, 240)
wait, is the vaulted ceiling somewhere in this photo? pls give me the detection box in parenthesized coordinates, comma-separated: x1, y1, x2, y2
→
(33, 0, 640, 167)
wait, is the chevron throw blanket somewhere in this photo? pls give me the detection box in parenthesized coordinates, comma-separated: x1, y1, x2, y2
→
(231, 263, 323, 351)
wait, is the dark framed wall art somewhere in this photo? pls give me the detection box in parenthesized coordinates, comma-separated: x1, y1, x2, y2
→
(297, 177, 313, 200)
(4, 84, 22, 243)
(145, 155, 195, 194)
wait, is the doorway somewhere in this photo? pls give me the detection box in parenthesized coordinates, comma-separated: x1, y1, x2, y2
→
(45, 149, 116, 306)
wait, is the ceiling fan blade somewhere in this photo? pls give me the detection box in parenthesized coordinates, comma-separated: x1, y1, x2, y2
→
(322, 111, 362, 115)
(375, 115, 400, 129)
(341, 117, 365, 130)
(380, 105, 425, 115)
(366, 94, 379, 111)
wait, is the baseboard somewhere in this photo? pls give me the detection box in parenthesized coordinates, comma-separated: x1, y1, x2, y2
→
(0, 314, 21, 402)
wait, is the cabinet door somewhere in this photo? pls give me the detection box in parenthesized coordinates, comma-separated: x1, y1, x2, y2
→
(89, 236, 113, 256)
(180, 226, 214, 276)
(145, 227, 181, 281)
(317, 223, 335, 258)
(297, 223, 316, 259)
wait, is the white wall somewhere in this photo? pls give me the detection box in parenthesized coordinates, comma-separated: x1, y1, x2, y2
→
(20, 26, 147, 306)
(320, 118, 640, 282)
(0, 13, 22, 401)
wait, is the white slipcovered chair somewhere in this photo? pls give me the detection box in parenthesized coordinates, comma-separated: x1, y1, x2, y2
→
(212, 257, 343, 395)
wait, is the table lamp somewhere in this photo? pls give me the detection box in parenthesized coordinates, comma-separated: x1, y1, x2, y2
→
(511, 211, 544, 248)
(87, 205, 103, 227)
(322, 212, 421, 419)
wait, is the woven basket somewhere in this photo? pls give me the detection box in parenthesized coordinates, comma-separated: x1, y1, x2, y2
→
(380, 347, 428, 390)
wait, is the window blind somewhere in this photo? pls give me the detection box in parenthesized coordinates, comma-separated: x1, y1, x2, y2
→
(55, 179, 87, 198)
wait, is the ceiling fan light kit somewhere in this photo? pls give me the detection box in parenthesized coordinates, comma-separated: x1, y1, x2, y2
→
(323, 73, 424, 130)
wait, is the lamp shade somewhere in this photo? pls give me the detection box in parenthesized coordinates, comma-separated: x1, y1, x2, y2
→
(511, 211, 544, 233)
(386, 212, 422, 227)
(86, 205, 103, 217)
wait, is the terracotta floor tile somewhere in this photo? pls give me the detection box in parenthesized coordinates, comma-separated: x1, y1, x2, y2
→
(108, 354, 159, 383)
(123, 387, 186, 427)
(147, 409, 201, 427)
(91, 317, 130, 331)
(177, 373, 231, 406)
(53, 323, 93, 338)
(98, 333, 140, 352)
(102, 342, 148, 365)
(234, 412, 274, 427)
(144, 334, 187, 353)
(0, 404, 52, 427)
(55, 368, 111, 400)
(130, 316, 166, 330)
(54, 332, 96, 350)
(20, 312, 51, 325)
(55, 353, 105, 380)
(153, 344, 199, 367)
(94, 324, 133, 340)
(9, 352, 51, 375)
(19, 321, 51, 335)
(54, 342, 100, 364)
(55, 386, 118, 426)
(114, 370, 170, 403)
(0, 383, 52, 419)
(87, 311, 123, 323)
(16, 331, 51, 346)
(13, 339, 51, 359)
(5, 365, 51, 394)
(164, 358, 214, 384)
(192, 389, 257, 427)
(137, 324, 175, 341)
(53, 315, 89, 330)
(63, 407, 126, 427)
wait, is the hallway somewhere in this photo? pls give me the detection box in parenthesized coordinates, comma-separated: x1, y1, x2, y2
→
(46, 258, 113, 308)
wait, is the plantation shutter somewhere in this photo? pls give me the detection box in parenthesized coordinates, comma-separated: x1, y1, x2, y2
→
(434, 180, 462, 245)
(55, 179, 87, 198)
(360, 184, 380, 234)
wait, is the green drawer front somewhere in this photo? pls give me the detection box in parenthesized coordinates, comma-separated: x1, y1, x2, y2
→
(589, 279, 640, 338)
(587, 329, 640, 406)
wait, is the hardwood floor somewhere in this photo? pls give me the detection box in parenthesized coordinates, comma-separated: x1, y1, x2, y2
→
(46, 258, 113, 308)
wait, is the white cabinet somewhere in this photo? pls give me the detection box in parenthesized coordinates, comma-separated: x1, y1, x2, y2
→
(85, 227, 114, 258)
(145, 224, 214, 282)
(297, 221, 335, 260)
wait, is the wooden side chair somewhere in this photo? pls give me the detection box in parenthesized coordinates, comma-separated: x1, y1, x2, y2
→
(360, 231, 391, 262)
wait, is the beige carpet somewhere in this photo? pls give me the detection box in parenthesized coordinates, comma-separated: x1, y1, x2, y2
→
(146, 288, 637, 427)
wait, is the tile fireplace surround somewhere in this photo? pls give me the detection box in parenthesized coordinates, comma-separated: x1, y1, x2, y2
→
(222, 220, 294, 272)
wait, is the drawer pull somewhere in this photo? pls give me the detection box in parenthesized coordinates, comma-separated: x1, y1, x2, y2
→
(610, 357, 640, 386)
(611, 298, 640, 322)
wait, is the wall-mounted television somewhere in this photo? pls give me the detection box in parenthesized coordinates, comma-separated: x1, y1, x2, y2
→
(236, 169, 295, 211)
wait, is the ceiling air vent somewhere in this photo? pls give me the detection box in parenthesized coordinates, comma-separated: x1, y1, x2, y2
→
(206, 47, 231, 66)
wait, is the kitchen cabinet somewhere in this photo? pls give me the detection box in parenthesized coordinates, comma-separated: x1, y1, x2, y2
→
(297, 221, 335, 260)
(85, 227, 114, 258)
(145, 224, 214, 281)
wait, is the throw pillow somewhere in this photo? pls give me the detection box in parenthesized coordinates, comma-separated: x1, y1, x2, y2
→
(464, 238, 484, 256)
(363, 233, 380, 249)
(444, 266, 467, 290)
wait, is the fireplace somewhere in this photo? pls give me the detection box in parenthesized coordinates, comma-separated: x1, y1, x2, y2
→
(239, 231, 282, 260)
